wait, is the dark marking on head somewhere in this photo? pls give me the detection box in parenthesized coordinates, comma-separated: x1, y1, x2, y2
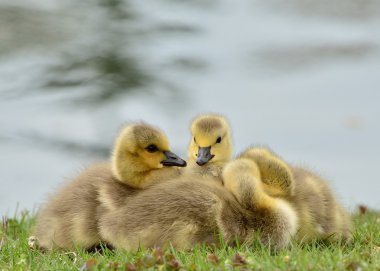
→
(132, 124, 161, 145)
(196, 118, 223, 133)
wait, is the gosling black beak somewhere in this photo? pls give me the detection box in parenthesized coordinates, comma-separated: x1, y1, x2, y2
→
(196, 146, 215, 166)
(161, 151, 187, 167)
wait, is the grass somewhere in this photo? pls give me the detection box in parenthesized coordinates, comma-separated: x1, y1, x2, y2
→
(0, 207, 379, 271)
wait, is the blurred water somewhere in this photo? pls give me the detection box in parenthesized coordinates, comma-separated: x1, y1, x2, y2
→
(0, 0, 379, 215)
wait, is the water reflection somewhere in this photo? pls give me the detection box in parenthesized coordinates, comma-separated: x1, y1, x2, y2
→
(40, 0, 152, 105)
(0, 6, 71, 55)
(256, 42, 377, 72)
(264, 0, 380, 19)
(18, 132, 110, 158)
(97, 0, 132, 20)
(0, 0, 379, 214)
(44, 50, 151, 106)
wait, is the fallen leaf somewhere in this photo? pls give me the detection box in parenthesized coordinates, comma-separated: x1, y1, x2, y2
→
(107, 261, 120, 271)
(80, 259, 97, 271)
(125, 262, 137, 271)
(134, 258, 144, 269)
(167, 259, 181, 270)
(232, 253, 246, 266)
(207, 254, 219, 265)
(153, 246, 164, 264)
(346, 261, 362, 271)
(165, 253, 176, 262)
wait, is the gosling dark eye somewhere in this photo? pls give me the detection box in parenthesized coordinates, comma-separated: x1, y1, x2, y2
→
(145, 144, 159, 153)
(194, 137, 197, 143)
(216, 137, 222, 144)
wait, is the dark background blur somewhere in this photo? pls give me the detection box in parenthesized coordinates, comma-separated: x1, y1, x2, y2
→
(1, 0, 379, 215)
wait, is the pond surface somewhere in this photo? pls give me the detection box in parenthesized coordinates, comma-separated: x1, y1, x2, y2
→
(1, 0, 380, 215)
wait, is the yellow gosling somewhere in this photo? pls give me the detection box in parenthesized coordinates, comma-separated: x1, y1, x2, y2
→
(238, 146, 294, 197)
(33, 123, 186, 250)
(222, 158, 299, 249)
(186, 114, 232, 182)
(239, 146, 352, 242)
(99, 158, 298, 251)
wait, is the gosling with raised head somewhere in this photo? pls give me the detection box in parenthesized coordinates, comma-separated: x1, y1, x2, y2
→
(33, 123, 186, 250)
(186, 114, 232, 182)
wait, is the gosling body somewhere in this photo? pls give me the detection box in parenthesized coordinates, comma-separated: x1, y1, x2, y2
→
(239, 147, 352, 242)
(99, 158, 298, 251)
(289, 166, 352, 241)
(99, 146, 351, 251)
(34, 123, 185, 250)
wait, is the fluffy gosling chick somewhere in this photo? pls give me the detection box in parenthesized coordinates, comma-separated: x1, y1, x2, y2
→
(222, 158, 298, 249)
(239, 146, 352, 242)
(186, 114, 232, 182)
(98, 123, 187, 213)
(238, 146, 294, 197)
(34, 123, 186, 250)
(111, 123, 186, 189)
(99, 158, 298, 251)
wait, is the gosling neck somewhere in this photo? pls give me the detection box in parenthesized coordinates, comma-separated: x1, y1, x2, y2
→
(111, 152, 156, 189)
(187, 160, 227, 183)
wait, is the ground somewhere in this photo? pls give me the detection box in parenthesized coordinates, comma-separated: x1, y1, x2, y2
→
(0, 207, 379, 271)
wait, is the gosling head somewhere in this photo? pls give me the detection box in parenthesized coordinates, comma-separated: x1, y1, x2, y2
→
(112, 123, 186, 183)
(188, 114, 232, 166)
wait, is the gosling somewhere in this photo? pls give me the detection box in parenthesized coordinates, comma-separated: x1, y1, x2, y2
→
(239, 146, 352, 242)
(186, 114, 232, 182)
(33, 123, 186, 250)
(98, 158, 298, 251)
